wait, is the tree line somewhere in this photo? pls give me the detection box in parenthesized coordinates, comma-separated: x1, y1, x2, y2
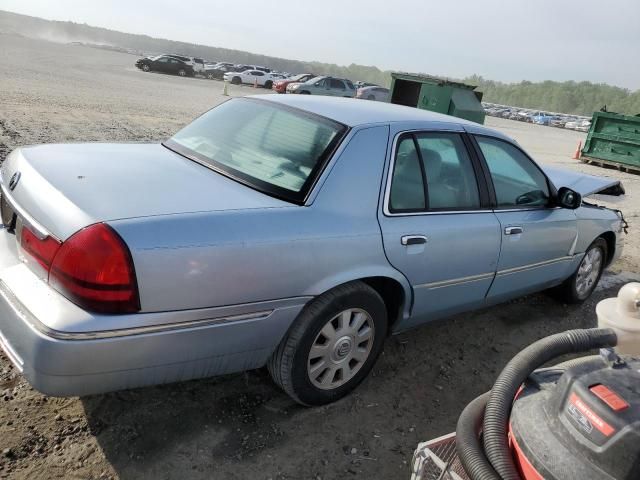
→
(464, 75, 640, 116)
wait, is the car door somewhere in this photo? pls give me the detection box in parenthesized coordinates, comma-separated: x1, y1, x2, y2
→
(472, 135, 578, 302)
(311, 77, 328, 95)
(251, 71, 265, 85)
(329, 78, 347, 97)
(153, 56, 170, 72)
(378, 129, 501, 330)
(167, 58, 182, 74)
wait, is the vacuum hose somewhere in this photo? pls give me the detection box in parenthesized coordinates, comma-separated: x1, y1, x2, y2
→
(456, 328, 617, 480)
(456, 391, 500, 480)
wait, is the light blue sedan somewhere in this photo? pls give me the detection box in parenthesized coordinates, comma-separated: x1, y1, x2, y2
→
(0, 95, 625, 405)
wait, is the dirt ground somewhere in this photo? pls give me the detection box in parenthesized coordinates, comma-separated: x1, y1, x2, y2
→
(0, 34, 638, 480)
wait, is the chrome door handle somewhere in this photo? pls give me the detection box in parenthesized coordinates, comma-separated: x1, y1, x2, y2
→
(401, 235, 428, 246)
(504, 226, 523, 235)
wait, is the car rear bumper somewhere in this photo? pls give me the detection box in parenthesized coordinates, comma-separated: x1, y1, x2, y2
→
(0, 229, 308, 397)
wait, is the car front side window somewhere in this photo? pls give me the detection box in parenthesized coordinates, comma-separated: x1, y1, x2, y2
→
(476, 136, 549, 208)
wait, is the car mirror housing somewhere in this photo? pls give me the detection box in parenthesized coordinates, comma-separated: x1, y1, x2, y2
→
(557, 187, 582, 209)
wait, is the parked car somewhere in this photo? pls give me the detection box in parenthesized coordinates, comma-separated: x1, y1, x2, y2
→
(135, 55, 194, 77)
(532, 112, 556, 125)
(223, 70, 275, 88)
(203, 65, 235, 80)
(0, 96, 624, 406)
(354, 81, 379, 89)
(165, 54, 205, 74)
(273, 73, 316, 93)
(356, 86, 390, 102)
(287, 76, 356, 97)
(234, 64, 271, 73)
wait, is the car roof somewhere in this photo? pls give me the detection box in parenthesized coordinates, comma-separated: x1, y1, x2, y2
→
(258, 94, 494, 130)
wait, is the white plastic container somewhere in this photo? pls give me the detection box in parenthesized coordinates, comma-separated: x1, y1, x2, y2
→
(597, 282, 640, 355)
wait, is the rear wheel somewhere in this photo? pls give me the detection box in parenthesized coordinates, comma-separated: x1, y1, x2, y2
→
(367, 94, 375, 100)
(299, 90, 310, 95)
(555, 238, 607, 303)
(268, 281, 387, 406)
(264, 80, 273, 89)
(206, 73, 215, 80)
(231, 76, 241, 85)
(178, 69, 187, 77)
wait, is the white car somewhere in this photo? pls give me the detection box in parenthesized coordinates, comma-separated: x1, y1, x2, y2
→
(223, 70, 275, 89)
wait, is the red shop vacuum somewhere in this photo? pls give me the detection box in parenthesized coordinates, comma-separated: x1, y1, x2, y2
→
(411, 282, 640, 480)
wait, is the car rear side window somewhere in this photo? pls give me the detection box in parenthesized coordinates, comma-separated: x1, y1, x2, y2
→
(166, 98, 347, 203)
(475, 136, 549, 208)
(330, 79, 345, 89)
(389, 133, 480, 213)
(415, 133, 480, 210)
(389, 137, 425, 212)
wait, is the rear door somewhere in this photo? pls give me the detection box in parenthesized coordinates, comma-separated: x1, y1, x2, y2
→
(329, 78, 347, 96)
(153, 56, 171, 72)
(378, 128, 501, 330)
(472, 135, 578, 302)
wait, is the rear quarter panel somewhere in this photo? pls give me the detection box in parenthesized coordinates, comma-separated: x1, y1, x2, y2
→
(110, 125, 410, 313)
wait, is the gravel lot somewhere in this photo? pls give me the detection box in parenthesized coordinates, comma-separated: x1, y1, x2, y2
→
(0, 34, 638, 480)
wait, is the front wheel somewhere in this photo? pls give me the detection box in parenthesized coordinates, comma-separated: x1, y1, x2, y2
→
(264, 80, 273, 89)
(142, 64, 150, 72)
(231, 76, 241, 85)
(556, 238, 607, 303)
(268, 281, 387, 406)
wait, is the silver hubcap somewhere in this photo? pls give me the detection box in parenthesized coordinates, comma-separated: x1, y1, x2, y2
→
(307, 308, 375, 390)
(576, 247, 603, 297)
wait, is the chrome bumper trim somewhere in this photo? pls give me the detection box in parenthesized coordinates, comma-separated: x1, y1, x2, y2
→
(0, 280, 272, 341)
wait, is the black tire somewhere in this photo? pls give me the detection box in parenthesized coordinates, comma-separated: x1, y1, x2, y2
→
(142, 64, 150, 72)
(264, 80, 273, 90)
(268, 281, 387, 406)
(555, 237, 607, 304)
(367, 94, 375, 100)
(231, 76, 241, 85)
(299, 90, 311, 95)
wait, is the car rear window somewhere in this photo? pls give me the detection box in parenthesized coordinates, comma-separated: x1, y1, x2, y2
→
(165, 98, 347, 203)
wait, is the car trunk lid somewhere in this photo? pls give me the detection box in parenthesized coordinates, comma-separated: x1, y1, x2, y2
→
(1, 143, 289, 240)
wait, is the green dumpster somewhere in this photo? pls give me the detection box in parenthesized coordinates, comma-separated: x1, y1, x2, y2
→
(389, 72, 485, 124)
(581, 111, 640, 172)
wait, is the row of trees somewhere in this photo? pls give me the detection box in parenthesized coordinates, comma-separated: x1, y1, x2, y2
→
(465, 75, 640, 116)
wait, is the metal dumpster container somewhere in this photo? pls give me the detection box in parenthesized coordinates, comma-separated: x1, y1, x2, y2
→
(389, 72, 485, 124)
(581, 111, 640, 173)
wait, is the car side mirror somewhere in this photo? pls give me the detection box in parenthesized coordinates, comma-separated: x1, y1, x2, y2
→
(557, 187, 581, 209)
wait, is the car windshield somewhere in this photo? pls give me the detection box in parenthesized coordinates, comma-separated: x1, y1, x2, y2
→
(306, 76, 324, 84)
(165, 98, 347, 203)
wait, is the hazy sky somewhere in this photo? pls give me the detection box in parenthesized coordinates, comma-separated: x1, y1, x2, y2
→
(3, 0, 639, 89)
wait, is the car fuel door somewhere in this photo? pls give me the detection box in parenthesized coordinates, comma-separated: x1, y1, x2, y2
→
(378, 130, 501, 331)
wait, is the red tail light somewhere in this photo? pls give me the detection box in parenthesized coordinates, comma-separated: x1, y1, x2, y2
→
(48, 224, 140, 314)
(20, 226, 61, 274)
(20, 223, 140, 314)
